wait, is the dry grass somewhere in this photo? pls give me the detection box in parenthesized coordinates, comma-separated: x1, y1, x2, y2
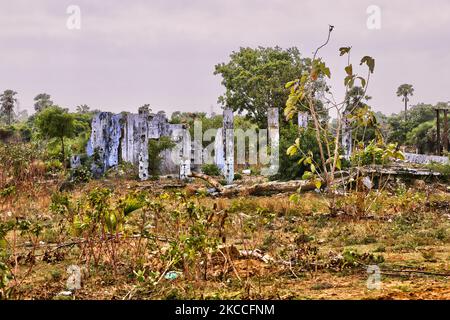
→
(1, 176, 449, 300)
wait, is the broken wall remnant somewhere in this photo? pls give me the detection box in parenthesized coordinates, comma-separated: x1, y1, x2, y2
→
(262, 107, 279, 176)
(179, 127, 192, 180)
(342, 113, 352, 160)
(138, 109, 149, 181)
(87, 111, 189, 180)
(86, 112, 118, 175)
(222, 108, 234, 184)
(298, 112, 308, 128)
(86, 107, 283, 183)
(159, 123, 185, 176)
(404, 153, 450, 165)
(70, 155, 81, 169)
(214, 127, 224, 171)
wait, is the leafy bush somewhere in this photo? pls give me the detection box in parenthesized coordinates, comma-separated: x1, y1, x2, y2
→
(49, 192, 70, 215)
(351, 141, 384, 166)
(69, 165, 92, 183)
(45, 159, 63, 173)
(351, 141, 404, 166)
(272, 123, 325, 181)
(201, 164, 221, 176)
(118, 191, 147, 215)
(0, 126, 15, 142)
(148, 137, 176, 177)
(426, 163, 450, 181)
(0, 186, 15, 198)
(0, 143, 45, 187)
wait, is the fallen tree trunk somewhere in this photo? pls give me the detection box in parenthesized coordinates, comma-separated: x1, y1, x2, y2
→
(189, 172, 225, 192)
(221, 179, 318, 196)
(189, 172, 317, 197)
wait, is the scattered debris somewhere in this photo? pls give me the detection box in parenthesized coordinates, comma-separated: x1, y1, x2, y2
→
(239, 249, 275, 264)
(164, 271, 181, 280)
(362, 176, 373, 190)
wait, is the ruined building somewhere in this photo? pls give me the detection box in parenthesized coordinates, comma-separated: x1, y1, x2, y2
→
(83, 107, 282, 184)
(84, 108, 242, 183)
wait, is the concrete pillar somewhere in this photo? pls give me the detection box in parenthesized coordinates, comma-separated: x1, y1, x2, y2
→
(262, 108, 279, 176)
(223, 108, 234, 184)
(298, 112, 308, 128)
(138, 110, 149, 181)
(70, 155, 81, 169)
(179, 126, 191, 180)
(214, 128, 224, 170)
(342, 113, 352, 160)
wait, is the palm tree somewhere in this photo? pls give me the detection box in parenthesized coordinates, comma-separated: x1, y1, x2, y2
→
(396, 84, 414, 121)
(75, 104, 90, 114)
(0, 89, 18, 125)
(34, 93, 53, 112)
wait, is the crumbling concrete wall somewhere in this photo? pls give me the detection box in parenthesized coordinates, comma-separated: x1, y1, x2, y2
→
(86, 108, 282, 184)
(159, 123, 186, 176)
(404, 152, 450, 165)
(214, 127, 224, 171)
(87, 111, 190, 180)
(86, 112, 119, 175)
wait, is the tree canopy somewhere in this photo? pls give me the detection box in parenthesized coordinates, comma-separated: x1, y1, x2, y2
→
(35, 106, 75, 163)
(0, 89, 17, 125)
(214, 46, 310, 128)
(34, 93, 53, 113)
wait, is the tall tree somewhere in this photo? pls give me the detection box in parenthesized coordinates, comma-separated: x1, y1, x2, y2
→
(344, 86, 371, 113)
(34, 93, 53, 112)
(396, 84, 414, 121)
(214, 46, 312, 128)
(343, 86, 380, 143)
(0, 89, 17, 125)
(138, 104, 151, 115)
(386, 103, 434, 145)
(35, 106, 74, 164)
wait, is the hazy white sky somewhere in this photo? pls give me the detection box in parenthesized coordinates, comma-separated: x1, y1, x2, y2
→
(1, 0, 449, 116)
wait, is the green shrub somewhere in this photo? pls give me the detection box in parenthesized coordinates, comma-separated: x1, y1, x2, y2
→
(148, 137, 176, 177)
(201, 164, 221, 176)
(351, 141, 404, 166)
(272, 123, 325, 181)
(49, 192, 70, 215)
(69, 165, 92, 183)
(351, 141, 384, 166)
(118, 191, 147, 215)
(45, 159, 63, 173)
(426, 163, 450, 180)
(0, 186, 15, 198)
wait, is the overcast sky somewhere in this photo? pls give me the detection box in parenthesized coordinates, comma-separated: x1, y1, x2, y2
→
(1, 0, 449, 116)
